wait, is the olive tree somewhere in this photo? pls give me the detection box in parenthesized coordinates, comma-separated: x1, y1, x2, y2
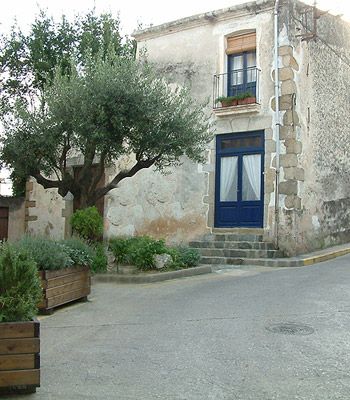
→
(1, 54, 212, 207)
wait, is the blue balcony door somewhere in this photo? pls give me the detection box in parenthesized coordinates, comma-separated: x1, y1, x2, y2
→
(215, 131, 264, 228)
(227, 51, 257, 97)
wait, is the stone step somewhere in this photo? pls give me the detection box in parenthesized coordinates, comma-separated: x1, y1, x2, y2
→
(212, 228, 263, 235)
(200, 256, 302, 268)
(189, 240, 275, 250)
(200, 256, 243, 265)
(202, 233, 264, 242)
(197, 248, 284, 259)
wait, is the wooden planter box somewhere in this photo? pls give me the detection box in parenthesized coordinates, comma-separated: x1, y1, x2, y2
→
(38, 266, 91, 312)
(0, 319, 40, 395)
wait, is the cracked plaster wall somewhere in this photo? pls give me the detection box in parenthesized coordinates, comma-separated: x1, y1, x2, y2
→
(103, 5, 277, 243)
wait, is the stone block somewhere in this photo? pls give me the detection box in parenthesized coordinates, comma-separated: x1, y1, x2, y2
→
(279, 125, 296, 140)
(25, 215, 38, 222)
(284, 139, 302, 154)
(279, 180, 298, 195)
(283, 110, 300, 126)
(282, 55, 299, 71)
(280, 154, 298, 168)
(281, 80, 297, 95)
(264, 170, 275, 194)
(265, 128, 273, 139)
(285, 195, 302, 209)
(279, 67, 294, 81)
(265, 139, 276, 153)
(278, 45, 293, 56)
(271, 95, 294, 111)
(25, 200, 36, 208)
(283, 167, 305, 181)
(26, 181, 34, 191)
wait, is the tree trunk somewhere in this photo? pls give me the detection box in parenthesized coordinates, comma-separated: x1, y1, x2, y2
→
(73, 187, 104, 216)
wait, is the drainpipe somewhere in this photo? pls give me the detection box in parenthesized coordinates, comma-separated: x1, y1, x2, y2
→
(274, 0, 281, 249)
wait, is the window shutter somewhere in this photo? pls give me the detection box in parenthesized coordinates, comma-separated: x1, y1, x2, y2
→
(226, 32, 256, 54)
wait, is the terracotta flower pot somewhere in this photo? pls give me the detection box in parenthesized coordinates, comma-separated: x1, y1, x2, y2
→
(221, 99, 238, 107)
(238, 97, 256, 105)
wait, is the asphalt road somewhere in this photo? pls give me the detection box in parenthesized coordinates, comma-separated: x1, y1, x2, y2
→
(9, 255, 350, 400)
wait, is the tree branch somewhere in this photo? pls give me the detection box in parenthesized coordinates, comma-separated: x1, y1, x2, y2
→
(93, 155, 160, 201)
(32, 172, 60, 189)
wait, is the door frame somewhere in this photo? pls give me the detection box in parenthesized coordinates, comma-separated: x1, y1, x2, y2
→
(214, 130, 265, 228)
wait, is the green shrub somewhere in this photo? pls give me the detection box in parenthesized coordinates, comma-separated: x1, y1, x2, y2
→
(60, 237, 94, 268)
(170, 246, 200, 269)
(91, 243, 108, 273)
(109, 236, 168, 270)
(0, 245, 42, 322)
(70, 206, 103, 241)
(109, 236, 199, 271)
(15, 236, 72, 271)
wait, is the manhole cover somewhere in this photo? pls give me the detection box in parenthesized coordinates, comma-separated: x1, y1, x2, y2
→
(266, 322, 314, 335)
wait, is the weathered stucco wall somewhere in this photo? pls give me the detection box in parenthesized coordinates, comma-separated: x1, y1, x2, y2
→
(104, 1, 277, 243)
(26, 179, 66, 239)
(104, 156, 208, 243)
(276, 0, 350, 255)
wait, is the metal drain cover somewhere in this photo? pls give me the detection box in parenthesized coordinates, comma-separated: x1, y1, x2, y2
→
(266, 322, 314, 335)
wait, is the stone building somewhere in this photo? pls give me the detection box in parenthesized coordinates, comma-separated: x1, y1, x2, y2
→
(26, 0, 350, 256)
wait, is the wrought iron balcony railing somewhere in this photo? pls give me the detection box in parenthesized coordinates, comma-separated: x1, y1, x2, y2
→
(213, 67, 261, 110)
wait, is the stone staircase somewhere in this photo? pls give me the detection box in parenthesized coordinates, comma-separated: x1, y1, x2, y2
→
(189, 230, 299, 268)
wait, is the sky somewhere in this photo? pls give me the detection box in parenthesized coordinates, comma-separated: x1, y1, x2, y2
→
(0, 0, 349, 36)
(0, 0, 348, 194)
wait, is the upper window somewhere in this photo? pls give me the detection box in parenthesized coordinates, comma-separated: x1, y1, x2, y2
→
(226, 32, 257, 98)
(213, 31, 259, 110)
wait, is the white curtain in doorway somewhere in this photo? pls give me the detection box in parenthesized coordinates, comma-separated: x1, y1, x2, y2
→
(242, 154, 261, 201)
(220, 156, 238, 202)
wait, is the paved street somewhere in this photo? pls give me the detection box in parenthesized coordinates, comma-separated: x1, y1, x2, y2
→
(10, 255, 350, 399)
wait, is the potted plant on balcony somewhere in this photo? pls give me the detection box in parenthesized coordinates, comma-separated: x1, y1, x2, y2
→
(15, 236, 92, 314)
(0, 245, 42, 394)
(215, 96, 239, 107)
(215, 92, 256, 108)
(236, 91, 256, 105)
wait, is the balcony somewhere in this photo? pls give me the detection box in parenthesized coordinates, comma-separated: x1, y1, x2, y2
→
(213, 67, 261, 114)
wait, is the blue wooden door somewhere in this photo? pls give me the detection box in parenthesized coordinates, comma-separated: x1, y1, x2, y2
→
(215, 131, 264, 228)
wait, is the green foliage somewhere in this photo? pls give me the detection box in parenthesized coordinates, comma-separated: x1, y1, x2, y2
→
(0, 10, 135, 111)
(109, 236, 168, 270)
(0, 245, 42, 322)
(59, 237, 94, 267)
(0, 49, 212, 207)
(10, 169, 27, 197)
(15, 236, 72, 271)
(215, 92, 255, 103)
(109, 236, 200, 271)
(168, 246, 200, 269)
(70, 206, 103, 241)
(91, 243, 108, 273)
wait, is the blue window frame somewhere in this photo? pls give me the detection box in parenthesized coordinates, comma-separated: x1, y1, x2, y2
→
(227, 51, 257, 97)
